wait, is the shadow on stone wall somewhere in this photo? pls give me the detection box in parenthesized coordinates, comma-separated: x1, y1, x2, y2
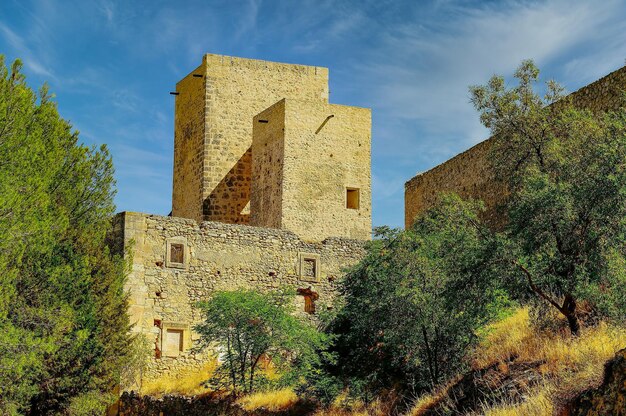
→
(202, 148, 251, 225)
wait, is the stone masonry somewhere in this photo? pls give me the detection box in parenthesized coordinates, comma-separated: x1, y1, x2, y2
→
(251, 99, 371, 242)
(115, 212, 364, 380)
(405, 65, 626, 228)
(172, 54, 331, 225)
(113, 54, 371, 384)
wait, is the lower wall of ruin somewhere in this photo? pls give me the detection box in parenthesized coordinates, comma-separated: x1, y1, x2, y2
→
(114, 212, 365, 385)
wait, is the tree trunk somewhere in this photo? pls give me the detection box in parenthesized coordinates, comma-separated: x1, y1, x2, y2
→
(563, 294, 580, 336)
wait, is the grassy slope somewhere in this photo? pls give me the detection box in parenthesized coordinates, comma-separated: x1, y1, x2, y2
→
(134, 308, 625, 415)
(409, 308, 626, 415)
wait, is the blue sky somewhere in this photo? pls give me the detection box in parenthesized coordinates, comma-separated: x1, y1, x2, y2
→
(1, 0, 625, 228)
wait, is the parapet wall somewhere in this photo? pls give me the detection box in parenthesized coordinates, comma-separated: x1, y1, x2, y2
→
(115, 211, 365, 381)
(405, 65, 626, 228)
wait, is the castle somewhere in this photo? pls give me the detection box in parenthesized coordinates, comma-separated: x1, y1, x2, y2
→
(113, 54, 372, 380)
(113, 53, 625, 384)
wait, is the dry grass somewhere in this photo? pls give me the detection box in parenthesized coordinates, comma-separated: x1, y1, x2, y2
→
(481, 385, 554, 416)
(140, 358, 218, 397)
(406, 376, 461, 416)
(313, 398, 392, 416)
(237, 388, 299, 412)
(476, 308, 626, 415)
(474, 308, 626, 389)
(407, 308, 626, 416)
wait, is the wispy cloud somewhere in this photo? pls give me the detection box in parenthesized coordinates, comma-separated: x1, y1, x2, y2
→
(2, 0, 624, 228)
(0, 21, 55, 78)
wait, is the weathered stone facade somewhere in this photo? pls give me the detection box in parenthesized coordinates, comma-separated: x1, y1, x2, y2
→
(116, 212, 365, 379)
(172, 54, 332, 226)
(251, 99, 371, 242)
(114, 54, 372, 385)
(405, 65, 626, 228)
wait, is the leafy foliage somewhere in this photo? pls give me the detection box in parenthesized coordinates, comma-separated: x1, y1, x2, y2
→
(195, 289, 329, 394)
(0, 57, 129, 415)
(330, 195, 508, 396)
(470, 59, 626, 334)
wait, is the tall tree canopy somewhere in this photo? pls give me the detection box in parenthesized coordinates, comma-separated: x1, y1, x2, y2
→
(330, 195, 506, 395)
(0, 57, 130, 415)
(470, 60, 626, 334)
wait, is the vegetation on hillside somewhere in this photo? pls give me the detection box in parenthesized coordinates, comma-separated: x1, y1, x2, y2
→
(225, 60, 626, 415)
(326, 195, 509, 396)
(2, 52, 624, 416)
(0, 57, 130, 415)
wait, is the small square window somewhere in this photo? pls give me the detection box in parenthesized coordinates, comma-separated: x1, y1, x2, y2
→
(346, 188, 360, 209)
(165, 238, 187, 269)
(170, 243, 184, 264)
(298, 253, 320, 282)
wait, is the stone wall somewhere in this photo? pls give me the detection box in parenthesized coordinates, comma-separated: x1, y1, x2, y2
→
(249, 100, 286, 230)
(405, 65, 626, 228)
(251, 99, 372, 242)
(564, 348, 626, 416)
(172, 54, 329, 224)
(114, 211, 365, 381)
(171, 63, 206, 222)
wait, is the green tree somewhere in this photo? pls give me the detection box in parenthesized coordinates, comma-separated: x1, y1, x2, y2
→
(331, 195, 506, 394)
(470, 60, 626, 335)
(195, 289, 329, 394)
(0, 57, 130, 415)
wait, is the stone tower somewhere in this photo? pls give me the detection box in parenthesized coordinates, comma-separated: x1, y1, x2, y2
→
(251, 99, 371, 241)
(172, 54, 371, 242)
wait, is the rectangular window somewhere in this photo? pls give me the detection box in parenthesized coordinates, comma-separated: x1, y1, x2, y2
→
(298, 253, 320, 282)
(164, 329, 184, 357)
(302, 258, 316, 279)
(170, 243, 184, 264)
(346, 188, 360, 209)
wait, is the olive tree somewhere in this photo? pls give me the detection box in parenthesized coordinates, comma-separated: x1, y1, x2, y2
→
(470, 60, 626, 334)
(195, 289, 329, 394)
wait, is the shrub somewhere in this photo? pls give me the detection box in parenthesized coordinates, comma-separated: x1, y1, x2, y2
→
(195, 288, 330, 394)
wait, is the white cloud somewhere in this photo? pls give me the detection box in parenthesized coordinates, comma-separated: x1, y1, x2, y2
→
(0, 21, 55, 78)
(350, 0, 626, 226)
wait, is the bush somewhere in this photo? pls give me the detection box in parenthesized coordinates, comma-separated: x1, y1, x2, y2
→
(66, 391, 115, 416)
(195, 288, 330, 394)
(328, 195, 507, 398)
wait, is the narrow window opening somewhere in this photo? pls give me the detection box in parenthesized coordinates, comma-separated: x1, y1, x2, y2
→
(302, 258, 317, 279)
(346, 188, 360, 209)
(153, 320, 162, 359)
(164, 328, 184, 357)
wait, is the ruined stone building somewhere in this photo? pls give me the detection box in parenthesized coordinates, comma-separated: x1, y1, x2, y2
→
(112, 54, 372, 380)
(405, 65, 626, 228)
